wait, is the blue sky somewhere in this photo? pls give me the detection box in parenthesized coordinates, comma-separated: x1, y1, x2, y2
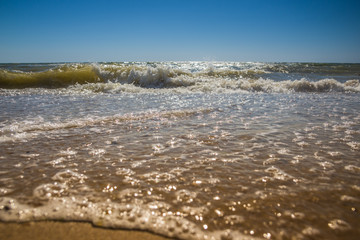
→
(1, 0, 359, 63)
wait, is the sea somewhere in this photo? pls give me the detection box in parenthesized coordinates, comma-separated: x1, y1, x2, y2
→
(0, 62, 359, 239)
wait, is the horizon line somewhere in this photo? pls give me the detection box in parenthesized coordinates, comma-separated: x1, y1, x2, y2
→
(1, 60, 360, 64)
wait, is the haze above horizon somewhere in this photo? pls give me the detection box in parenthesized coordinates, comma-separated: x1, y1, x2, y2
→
(1, 0, 359, 63)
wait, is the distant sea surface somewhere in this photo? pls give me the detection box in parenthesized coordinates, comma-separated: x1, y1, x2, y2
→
(1, 62, 359, 239)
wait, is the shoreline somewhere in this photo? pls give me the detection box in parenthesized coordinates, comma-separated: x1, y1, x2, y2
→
(0, 221, 171, 240)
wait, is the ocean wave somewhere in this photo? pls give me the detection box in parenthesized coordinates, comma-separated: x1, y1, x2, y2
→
(0, 64, 101, 88)
(263, 62, 360, 75)
(0, 62, 359, 93)
(0, 63, 262, 89)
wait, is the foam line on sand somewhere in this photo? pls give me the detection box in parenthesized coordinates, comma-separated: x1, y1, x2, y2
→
(0, 221, 171, 240)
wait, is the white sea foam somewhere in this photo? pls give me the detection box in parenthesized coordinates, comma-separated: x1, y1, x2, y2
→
(328, 219, 352, 231)
(264, 166, 294, 181)
(0, 108, 212, 142)
(63, 77, 360, 94)
(0, 196, 260, 240)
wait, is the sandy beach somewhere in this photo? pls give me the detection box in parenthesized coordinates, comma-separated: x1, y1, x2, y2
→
(0, 221, 171, 240)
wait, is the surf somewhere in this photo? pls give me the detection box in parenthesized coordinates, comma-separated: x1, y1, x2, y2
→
(0, 62, 359, 93)
(0, 64, 102, 88)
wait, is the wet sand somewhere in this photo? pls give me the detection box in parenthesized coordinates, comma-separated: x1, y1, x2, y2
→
(0, 221, 171, 240)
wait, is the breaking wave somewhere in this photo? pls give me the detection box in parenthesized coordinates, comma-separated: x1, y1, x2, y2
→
(0, 62, 359, 93)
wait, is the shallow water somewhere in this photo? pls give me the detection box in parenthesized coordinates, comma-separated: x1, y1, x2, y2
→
(0, 62, 360, 239)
